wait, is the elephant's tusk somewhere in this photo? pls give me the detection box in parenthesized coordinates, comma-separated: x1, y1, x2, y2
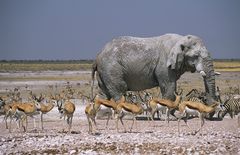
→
(200, 71, 206, 77)
(215, 72, 221, 75)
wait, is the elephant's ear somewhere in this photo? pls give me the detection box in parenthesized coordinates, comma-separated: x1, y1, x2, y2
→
(167, 43, 185, 70)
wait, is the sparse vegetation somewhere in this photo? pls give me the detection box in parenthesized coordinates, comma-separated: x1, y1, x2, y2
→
(0, 60, 93, 72)
(0, 75, 90, 82)
(213, 59, 240, 72)
(0, 59, 239, 72)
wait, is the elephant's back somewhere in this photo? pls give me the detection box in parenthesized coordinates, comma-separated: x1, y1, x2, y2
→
(96, 36, 156, 69)
(97, 34, 180, 65)
(97, 33, 182, 59)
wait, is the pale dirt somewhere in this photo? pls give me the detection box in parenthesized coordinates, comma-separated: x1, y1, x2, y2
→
(0, 107, 239, 155)
(0, 71, 240, 154)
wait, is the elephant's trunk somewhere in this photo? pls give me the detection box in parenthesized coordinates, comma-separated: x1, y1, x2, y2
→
(202, 56, 217, 104)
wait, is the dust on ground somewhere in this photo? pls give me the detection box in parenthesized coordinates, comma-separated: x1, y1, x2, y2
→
(0, 104, 239, 154)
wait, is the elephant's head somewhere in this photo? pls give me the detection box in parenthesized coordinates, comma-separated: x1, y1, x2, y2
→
(167, 35, 217, 104)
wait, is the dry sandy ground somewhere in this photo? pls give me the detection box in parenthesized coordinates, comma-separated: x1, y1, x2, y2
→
(0, 104, 240, 155)
(0, 71, 240, 154)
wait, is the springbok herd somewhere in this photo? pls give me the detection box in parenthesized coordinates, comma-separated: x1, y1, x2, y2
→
(0, 86, 240, 135)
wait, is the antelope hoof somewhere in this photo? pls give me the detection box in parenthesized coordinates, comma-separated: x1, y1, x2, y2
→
(191, 130, 198, 135)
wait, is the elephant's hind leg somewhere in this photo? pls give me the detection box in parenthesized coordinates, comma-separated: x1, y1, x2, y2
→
(105, 78, 128, 101)
(96, 73, 111, 99)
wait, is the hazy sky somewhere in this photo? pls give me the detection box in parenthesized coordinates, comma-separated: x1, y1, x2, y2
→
(0, 0, 239, 60)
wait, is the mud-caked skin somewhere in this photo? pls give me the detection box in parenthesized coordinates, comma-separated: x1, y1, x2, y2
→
(92, 33, 217, 104)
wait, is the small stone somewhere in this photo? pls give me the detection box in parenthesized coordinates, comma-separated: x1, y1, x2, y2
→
(69, 149, 76, 155)
(1, 144, 6, 148)
(218, 147, 227, 153)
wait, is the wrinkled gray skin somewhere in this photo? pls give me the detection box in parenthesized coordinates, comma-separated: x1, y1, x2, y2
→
(92, 34, 217, 104)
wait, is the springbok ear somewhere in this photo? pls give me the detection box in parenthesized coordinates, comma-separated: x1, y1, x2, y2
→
(167, 43, 185, 70)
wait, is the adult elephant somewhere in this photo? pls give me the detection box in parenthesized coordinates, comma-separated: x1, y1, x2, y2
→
(91, 33, 217, 104)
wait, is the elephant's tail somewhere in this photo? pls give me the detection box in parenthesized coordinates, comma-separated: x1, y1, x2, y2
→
(91, 61, 97, 101)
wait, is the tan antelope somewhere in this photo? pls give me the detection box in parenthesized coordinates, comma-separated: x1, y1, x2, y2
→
(9, 101, 41, 132)
(0, 98, 16, 129)
(28, 92, 56, 130)
(115, 95, 145, 133)
(148, 92, 182, 125)
(94, 96, 118, 129)
(177, 100, 219, 135)
(85, 102, 98, 134)
(38, 98, 56, 130)
(1, 96, 26, 131)
(57, 99, 75, 133)
(85, 95, 118, 134)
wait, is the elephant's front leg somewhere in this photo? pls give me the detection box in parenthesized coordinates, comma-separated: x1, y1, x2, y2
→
(160, 81, 176, 100)
(163, 82, 177, 118)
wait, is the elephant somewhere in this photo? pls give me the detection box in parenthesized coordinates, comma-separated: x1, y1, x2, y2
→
(91, 33, 218, 105)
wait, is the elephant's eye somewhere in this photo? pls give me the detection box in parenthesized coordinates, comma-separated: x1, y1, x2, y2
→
(192, 55, 198, 59)
(185, 46, 191, 51)
(186, 55, 198, 62)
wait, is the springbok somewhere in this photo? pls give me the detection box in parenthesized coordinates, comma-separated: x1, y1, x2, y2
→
(177, 100, 219, 135)
(115, 95, 145, 133)
(57, 99, 75, 133)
